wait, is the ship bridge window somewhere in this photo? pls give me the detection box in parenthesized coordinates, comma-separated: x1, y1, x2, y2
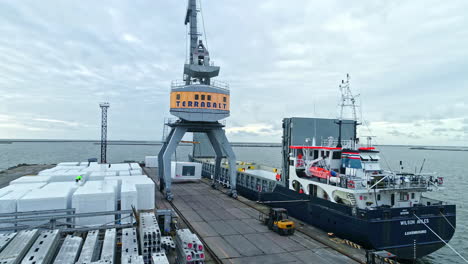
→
(223, 96, 227, 102)
(195, 94, 199, 100)
(207, 95, 212, 101)
(201, 94, 206, 100)
(360, 154, 371, 161)
(176, 94, 181, 100)
(370, 155, 380, 161)
(332, 152, 341, 159)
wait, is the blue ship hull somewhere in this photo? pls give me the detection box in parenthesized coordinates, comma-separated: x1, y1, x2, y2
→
(236, 184, 456, 260)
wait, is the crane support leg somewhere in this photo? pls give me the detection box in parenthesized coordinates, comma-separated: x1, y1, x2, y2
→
(212, 128, 237, 198)
(160, 126, 188, 201)
(207, 130, 223, 189)
(158, 128, 175, 192)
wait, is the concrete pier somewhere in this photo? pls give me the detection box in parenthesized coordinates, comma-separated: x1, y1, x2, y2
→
(145, 167, 364, 264)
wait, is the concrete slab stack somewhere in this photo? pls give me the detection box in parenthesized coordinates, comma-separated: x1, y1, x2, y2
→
(21, 230, 60, 264)
(53, 235, 83, 264)
(72, 181, 116, 226)
(121, 255, 144, 264)
(0, 233, 16, 252)
(160, 236, 176, 253)
(138, 213, 161, 263)
(151, 252, 169, 264)
(77, 230, 99, 264)
(0, 229, 39, 264)
(175, 229, 205, 264)
(121, 228, 139, 263)
(100, 229, 116, 263)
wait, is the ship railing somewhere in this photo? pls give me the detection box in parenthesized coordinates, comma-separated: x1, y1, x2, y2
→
(342, 174, 430, 190)
(171, 79, 230, 91)
(321, 138, 354, 148)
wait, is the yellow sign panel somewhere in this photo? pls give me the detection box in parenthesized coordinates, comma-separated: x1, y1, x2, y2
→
(170, 91, 230, 111)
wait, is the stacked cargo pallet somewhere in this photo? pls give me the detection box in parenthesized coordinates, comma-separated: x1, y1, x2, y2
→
(138, 213, 161, 263)
(175, 229, 205, 264)
(53, 235, 83, 264)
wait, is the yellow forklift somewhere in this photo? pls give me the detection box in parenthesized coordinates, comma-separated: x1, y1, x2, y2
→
(260, 208, 295, 236)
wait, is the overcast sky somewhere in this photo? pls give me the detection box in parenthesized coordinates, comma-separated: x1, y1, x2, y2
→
(0, 0, 466, 146)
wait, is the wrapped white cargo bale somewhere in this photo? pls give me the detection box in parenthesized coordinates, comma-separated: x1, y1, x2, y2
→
(131, 178, 155, 210)
(48, 170, 89, 182)
(57, 162, 79, 166)
(81, 163, 109, 173)
(121, 182, 137, 224)
(9, 176, 51, 185)
(171, 161, 202, 182)
(118, 170, 131, 176)
(17, 183, 78, 227)
(105, 179, 119, 202)
(145, 156, 158, 168)
(0, 189, 32, 231)
(0, 184, 44, 231)
(103, 176, 154, 210)
(130, 169, 142, 176)
(90, 171, 116, 177)
(72, 181, 116, 226)
(38, 168, 59, 175)
(129, 163, 141, 170)
(108, 163, 130, 171)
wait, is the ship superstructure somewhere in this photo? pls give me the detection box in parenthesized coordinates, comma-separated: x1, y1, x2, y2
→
(287, 75, 444, 210)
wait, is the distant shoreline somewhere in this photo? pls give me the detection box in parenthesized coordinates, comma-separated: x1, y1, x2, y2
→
(0, 140, 466, 149)
(409, 147, 468, 152)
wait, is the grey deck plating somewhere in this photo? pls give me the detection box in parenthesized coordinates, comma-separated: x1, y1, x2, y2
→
(146, 168, 358, 264)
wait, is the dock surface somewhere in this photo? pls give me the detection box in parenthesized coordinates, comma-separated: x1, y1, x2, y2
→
(145, 167, 359, 264)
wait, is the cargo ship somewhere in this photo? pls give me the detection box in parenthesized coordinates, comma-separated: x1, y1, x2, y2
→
(191, 77, 456, 260)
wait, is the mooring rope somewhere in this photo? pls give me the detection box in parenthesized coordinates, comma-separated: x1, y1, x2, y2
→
(413, 214, 468, 263)
(440, 212, 456, 231)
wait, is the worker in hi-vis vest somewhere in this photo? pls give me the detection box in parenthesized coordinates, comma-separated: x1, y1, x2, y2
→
(75, 175, 83, 183)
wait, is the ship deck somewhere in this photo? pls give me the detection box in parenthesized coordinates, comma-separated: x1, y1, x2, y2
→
(144, 167, 365, 264)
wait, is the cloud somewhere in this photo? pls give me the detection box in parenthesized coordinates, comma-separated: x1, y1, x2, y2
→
(226, 123, 281, 139)
(33, 118, 83, 127)
(387, 130, 421, 139)
(0, 0, 466, 146)
(122, 33, 141, 43)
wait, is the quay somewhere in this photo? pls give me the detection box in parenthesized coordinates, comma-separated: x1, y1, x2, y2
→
(144, 166, 366, 264)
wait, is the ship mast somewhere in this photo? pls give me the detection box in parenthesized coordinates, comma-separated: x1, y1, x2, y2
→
(337, 74, 360, 148)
